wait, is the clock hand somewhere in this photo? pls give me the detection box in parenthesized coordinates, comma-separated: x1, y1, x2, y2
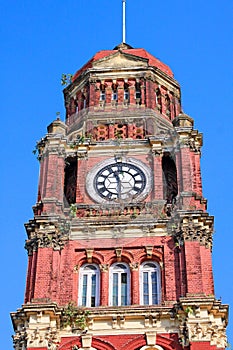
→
(113, 171, 121, 198)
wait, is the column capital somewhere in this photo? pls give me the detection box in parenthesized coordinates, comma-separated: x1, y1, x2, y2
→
(99, 264, 109, 272)
(129, 262, 139, 271)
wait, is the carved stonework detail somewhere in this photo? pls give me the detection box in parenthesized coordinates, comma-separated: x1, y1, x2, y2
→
(171, 215, 213, 250)
(81, 333, 93, 348)
(12, 328, 27, 350)
(129, 262, 139, 271)
(146, 331, 156, 346)
(145, 245, 153, 258)
(25, 220, 69, 254)
(77, 150, 88, 159)
(182, 224, 212, 249)
(11, 304, 61, 350)
(178, 132, 202, 154)
(86, 248, 93, 262)
(99, 264, 109, 272)
(115, 247, 122, 260)
(111, 315, 125, 329)
(176, 297, 228, 349)
(24, 237, 38, 255)
(187, 322, 227, 348)
(25, 231, 68, 254)
(73, 265, 79, 272)
(178, 320, 189, 347)
(27, 328, 60, 349)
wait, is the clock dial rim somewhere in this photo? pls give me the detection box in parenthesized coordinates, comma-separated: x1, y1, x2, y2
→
(86, 157, 152, 204)
(94, 162, 146, 201)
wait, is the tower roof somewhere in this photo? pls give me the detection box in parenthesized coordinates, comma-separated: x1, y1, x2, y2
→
(72, 43, 173, 81)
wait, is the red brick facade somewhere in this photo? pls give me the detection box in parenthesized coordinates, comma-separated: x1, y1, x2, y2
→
(11, 43, 228, 350)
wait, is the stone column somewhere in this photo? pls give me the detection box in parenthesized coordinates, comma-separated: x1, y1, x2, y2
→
(100, 264, 109, 306)
(117, 80, 124, 104)
(140, 79, 145, 106)
(128, 79, 136, 105)
(105, 81, 113, 104)
(150, 143, 163, 200)
(130, 263, 139, 305)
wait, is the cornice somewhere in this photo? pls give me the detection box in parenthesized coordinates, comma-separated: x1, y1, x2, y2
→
(11, 298, 228, 349)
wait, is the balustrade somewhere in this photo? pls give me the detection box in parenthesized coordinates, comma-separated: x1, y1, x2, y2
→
(65, 201, 167, 220)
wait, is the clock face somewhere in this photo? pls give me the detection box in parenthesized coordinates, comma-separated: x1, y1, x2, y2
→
(94, 162, 146, 201)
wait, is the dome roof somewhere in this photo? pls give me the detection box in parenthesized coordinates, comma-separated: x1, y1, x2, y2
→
(72, 43, 173, 81)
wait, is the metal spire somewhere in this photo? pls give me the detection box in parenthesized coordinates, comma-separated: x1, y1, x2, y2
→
(122, 0, 126, 43)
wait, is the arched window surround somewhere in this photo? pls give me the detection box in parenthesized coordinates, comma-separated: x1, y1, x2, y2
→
(78, 263, 100, 307)
(139, 261, 161, 306)
(109, 262, 130, 306)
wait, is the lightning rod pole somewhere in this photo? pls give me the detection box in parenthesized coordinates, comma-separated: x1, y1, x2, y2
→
(122, 0, 126, 43)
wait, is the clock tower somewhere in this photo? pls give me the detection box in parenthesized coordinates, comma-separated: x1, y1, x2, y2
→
(11, 43, 228, 350)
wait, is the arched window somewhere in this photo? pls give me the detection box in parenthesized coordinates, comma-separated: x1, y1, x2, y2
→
(140, 261, 160, 305)
(165, 94, 171, 118)
(100, 84, 106, 101)
(78, 264, 100, 307)
(135, 82, 141, 99)
(64, 157, 77, 205)
(109, 263, 130, 306)
(83, 97, 86, 109)
(155, 89, 162, 112)
(162, 154, 178, 204)
(124, 83, 129, 100)
(112, 83, 118, 101)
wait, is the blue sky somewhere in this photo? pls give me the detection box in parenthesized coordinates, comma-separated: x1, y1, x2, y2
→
(1, 0, 232, 348)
